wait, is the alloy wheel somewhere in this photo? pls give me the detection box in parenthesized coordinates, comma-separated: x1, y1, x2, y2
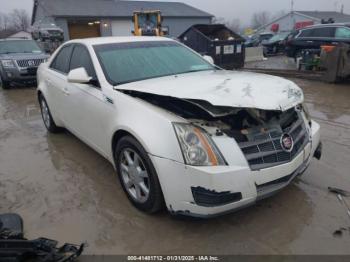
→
(41, 99, 51, 128)
(119, 148, 150, 203)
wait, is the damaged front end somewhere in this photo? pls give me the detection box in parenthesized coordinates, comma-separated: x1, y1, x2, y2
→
(122, 90, 314, 170)
(121, 88, 322, 217)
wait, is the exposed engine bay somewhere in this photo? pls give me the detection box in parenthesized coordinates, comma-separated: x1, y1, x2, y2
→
(122, 90, 307, 142)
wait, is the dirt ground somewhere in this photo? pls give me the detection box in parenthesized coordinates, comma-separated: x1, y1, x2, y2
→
(1, 78, 350, 255)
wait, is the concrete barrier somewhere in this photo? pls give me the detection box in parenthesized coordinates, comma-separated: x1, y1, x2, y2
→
(245, 47, 265, 62)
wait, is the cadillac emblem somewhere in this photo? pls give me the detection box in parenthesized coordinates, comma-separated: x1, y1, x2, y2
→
(280, 133, 294, 152)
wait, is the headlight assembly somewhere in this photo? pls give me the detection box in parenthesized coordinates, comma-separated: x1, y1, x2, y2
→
(302, 103, 311, 121)
(1, 60, 15, 68)
(173, 123, 226, 166)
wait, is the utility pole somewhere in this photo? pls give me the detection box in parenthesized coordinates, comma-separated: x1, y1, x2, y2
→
(291, 0, 294, 12)
(341, 4, 344, 14)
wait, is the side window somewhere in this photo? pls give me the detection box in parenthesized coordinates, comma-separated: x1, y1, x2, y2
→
(335, 27, 350, 39)
(299, 29, 313, 37)
(50, 45, 72, 74)
(311, 27, 335, 38)
(69, 45, 97, 79)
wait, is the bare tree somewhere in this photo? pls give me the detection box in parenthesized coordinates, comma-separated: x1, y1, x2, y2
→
(0, 12, 12, 31)
(251, 11, 271, 29)
(11, 9, 30, 31)
(227, 18, 241, 33)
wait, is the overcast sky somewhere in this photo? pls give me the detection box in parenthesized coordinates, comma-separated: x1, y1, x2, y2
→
(1, 0, 349, 26)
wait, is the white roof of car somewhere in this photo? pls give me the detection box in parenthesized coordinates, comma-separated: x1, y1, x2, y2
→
(67, 36, 173, 46)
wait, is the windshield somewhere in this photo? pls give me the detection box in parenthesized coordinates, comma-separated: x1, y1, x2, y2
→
(138, 14, 158, 29)
(94, 41, 216, 85)
(0, 40, 42, 54)
(268, 33, 289, 43)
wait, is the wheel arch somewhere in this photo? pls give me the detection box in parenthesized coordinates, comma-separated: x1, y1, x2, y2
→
(111, 129, 149, 166)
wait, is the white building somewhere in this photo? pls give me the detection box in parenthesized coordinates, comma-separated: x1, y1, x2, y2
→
(257, 11, 350, 33)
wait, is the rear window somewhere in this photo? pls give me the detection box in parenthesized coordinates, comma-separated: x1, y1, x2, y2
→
(335, 27, 350, 39)
(0, 40, 42, 54)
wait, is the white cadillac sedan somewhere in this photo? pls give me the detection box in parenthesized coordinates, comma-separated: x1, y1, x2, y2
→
(37, 37, 322, 218)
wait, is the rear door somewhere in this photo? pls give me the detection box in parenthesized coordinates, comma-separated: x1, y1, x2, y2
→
(310, 27, 336, 47)
(295, 27, 335, 51)
(61, 44, 111, 157)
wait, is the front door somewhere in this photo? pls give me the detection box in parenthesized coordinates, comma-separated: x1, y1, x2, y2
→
(62, 44, 111, 157)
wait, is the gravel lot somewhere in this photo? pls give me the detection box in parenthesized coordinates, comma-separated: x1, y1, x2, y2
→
(1, 78, 350, 255)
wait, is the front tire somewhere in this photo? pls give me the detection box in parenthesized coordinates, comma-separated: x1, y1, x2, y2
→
(0, 75, 11, 89)
(39, 94, 62, 133)
(115, 136, 164, 213)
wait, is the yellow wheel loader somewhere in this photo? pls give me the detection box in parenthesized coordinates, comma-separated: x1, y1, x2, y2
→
(132, 11, 168, 37)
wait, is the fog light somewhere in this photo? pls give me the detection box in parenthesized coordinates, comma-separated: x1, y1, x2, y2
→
(7, 72, 13, 77)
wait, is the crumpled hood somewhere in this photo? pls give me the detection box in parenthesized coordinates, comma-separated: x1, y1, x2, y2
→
(116, 70, 304, 111)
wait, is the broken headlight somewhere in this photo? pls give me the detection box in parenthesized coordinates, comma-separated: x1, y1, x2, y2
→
(173, 123, 226, 166)
(297, 103, 312, 127)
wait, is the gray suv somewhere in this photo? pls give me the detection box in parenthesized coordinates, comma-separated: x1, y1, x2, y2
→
(0, 39, 49, 89)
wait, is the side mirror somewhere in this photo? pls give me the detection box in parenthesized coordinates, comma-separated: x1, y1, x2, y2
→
(203, 55, 214, 64)
(67, 67, 92, 84)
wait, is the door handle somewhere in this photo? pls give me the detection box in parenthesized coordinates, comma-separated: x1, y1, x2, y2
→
(306, 41, 313, 43)
(62, 87, 70, 96)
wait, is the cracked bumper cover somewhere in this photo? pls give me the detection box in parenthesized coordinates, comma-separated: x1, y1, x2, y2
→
(150, 120, 321, 218)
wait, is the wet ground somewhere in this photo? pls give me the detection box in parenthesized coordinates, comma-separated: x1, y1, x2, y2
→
(245, 55, 297, 70)
(1, 79, 350, 255)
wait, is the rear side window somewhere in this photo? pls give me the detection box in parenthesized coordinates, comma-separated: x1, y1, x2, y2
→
(335, 27, 350, 39)
(312, 27, 335, 37)
(299, 29, 313, 37)
(50, 45, 72, 74)
(69, 45, 97, 79)
(299, 27, 335, 38)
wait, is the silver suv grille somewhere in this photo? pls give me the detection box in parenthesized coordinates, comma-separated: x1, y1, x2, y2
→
(238, 113, 309, 171)
(16, 59, 45, 68)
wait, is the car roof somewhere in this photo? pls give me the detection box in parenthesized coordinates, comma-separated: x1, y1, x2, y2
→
(66, 36, 174, 47)
(302, 23, 350, 30)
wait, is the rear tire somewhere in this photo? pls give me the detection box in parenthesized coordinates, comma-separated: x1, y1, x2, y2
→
(39, 94, 62, 133)
(115, 136, 164, 213)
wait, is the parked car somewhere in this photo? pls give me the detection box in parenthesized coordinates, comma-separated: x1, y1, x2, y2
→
(31, 23, 64, 42)
(0, 39, 49, 89)
(245, 32, 274, 47)
(286, 23, 350, 58)
(263, 32, 290, 55)
(37, 37, 322, 218)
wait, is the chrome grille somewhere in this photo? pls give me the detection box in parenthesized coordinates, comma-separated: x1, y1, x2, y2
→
(16, 59, 45, 68)
(238, 113, 309, 171)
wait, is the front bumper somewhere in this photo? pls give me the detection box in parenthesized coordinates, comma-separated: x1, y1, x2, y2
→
(151, 120, 321, 218)
(1, 67, 37, 85)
